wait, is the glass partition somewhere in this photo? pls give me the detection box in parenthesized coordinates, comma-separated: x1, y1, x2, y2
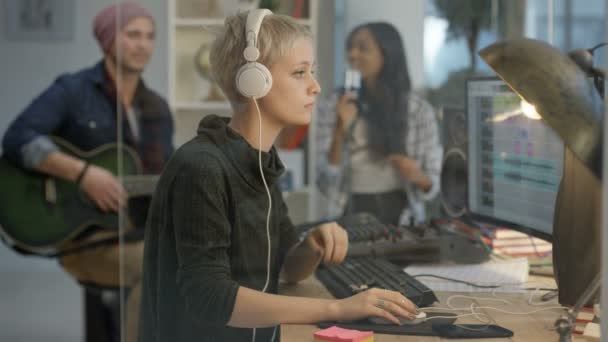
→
(0, 0, 133, 341)
(1, 0, 605, 341)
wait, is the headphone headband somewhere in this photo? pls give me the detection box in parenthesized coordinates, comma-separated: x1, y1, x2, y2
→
(236, 9, 273, 99)
(244, 9, 272, 62)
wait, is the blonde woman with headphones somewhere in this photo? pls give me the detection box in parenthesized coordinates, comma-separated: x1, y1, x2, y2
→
(139, 10, 419, 342)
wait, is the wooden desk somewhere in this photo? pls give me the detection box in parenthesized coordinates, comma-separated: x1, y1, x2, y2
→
(280, 274, 585, 341)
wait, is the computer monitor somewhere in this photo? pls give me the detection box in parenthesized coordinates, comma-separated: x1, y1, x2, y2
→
(465, 77, 564, 242)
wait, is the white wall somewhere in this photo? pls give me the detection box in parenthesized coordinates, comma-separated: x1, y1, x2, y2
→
(315, 0, 336, 94)
(0, 0, 168, 152)
(343, 0, 426, 90)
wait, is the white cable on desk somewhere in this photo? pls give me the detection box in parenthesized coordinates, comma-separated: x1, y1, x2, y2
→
(418, 294, 569, 331)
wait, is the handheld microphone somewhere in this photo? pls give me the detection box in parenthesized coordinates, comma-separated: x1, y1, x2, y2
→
(343, 68, 361, 99)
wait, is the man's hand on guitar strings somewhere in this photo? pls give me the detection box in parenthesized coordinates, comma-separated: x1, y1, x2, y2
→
(80, 165, 128, 213)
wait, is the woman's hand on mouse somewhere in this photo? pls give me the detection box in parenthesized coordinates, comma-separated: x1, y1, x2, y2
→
(327, 287, 419, 325)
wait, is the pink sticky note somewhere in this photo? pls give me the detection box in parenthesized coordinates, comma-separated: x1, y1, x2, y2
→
(314, 326, 374, 342)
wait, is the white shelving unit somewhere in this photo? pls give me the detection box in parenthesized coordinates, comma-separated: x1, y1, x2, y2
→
(168, 0, 320, 222)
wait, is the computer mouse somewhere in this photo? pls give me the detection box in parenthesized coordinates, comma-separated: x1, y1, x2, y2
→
(369, 311, 427, 325)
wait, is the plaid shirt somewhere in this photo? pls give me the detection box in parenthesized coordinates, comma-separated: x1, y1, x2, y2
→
(315, 91, 443, 224)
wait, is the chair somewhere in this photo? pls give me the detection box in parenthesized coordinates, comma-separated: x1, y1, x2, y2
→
(81, 282, 125, 342)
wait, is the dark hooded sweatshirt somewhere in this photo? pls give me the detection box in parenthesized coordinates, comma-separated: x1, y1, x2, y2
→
(139, 115, 300, 342)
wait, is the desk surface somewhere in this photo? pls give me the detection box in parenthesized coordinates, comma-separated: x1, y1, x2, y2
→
(280, 274, 584, 341)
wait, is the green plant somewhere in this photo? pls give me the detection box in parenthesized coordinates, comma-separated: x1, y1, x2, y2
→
(259, 0, 280, 11)
(434, 0, 492, 70)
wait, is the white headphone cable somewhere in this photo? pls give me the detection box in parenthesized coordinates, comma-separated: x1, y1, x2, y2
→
(251, 98, 277, 342)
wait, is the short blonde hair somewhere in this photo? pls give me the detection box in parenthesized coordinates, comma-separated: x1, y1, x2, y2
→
(209, 11, 312, 103)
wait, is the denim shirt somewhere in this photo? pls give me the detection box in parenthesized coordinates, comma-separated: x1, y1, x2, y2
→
(2, 60, 174, 172)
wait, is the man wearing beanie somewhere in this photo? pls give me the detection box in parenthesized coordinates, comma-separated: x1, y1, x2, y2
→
(2, 2, 173, 341)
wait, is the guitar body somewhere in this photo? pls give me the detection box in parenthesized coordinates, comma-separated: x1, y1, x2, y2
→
(0, 139, 142, 253)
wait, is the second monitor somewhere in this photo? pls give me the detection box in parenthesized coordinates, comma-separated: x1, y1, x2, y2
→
(466, 77, 564, 242)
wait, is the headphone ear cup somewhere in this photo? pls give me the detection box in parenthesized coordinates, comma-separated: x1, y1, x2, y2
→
(236, 62, 273, 99)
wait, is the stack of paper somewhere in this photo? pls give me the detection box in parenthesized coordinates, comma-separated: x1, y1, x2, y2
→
(404, 257, 530, 293)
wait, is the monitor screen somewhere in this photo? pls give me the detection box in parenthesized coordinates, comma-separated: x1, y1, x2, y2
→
(466, 77, 564, 242)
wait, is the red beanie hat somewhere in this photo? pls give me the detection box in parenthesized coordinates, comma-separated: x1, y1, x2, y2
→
(93, 1, 154, 53)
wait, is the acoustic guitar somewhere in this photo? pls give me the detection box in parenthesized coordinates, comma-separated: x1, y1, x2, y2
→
(0, 138, 159, 254)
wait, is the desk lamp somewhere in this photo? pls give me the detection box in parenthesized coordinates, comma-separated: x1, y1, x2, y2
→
(479, 38, 605, 342)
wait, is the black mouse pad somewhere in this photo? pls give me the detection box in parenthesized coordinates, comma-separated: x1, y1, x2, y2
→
(317, 312, 458, 336)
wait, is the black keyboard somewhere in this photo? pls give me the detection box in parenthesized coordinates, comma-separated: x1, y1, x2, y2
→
(315, 257, 438, 307)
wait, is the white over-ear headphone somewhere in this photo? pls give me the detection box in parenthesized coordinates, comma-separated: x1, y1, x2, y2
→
(236, 9, 273, 99)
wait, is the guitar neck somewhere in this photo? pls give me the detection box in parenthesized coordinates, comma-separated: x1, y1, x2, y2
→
(122, 175, 160, 197)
